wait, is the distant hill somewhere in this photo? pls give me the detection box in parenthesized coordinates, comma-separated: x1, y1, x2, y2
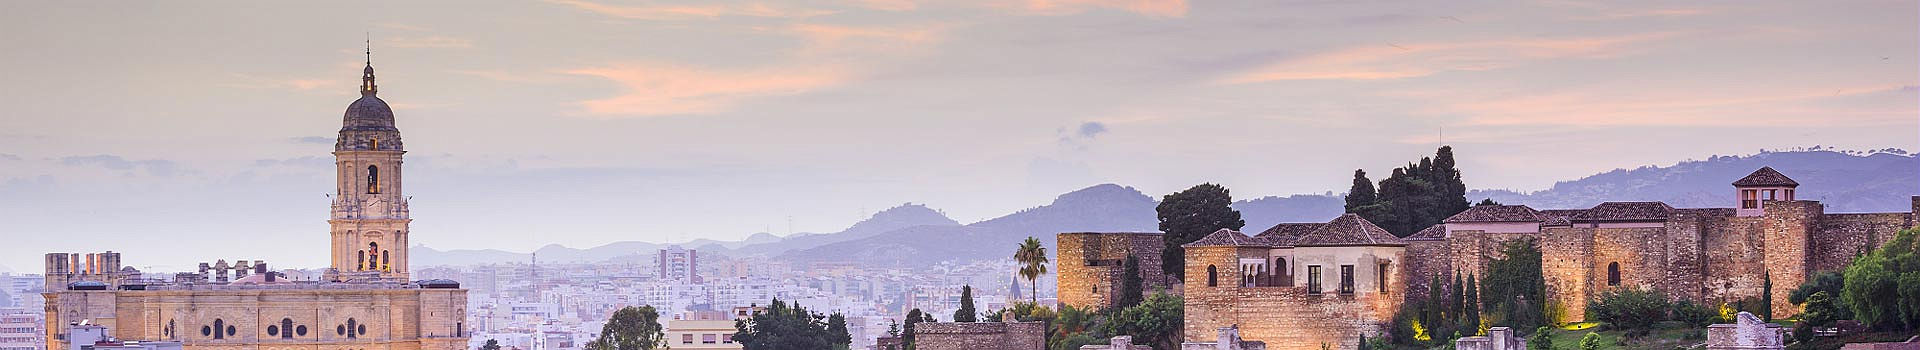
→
(1470, 150, 1919, 212)
(415, 150, 1919, 268)
(774, 184, 1158, 267)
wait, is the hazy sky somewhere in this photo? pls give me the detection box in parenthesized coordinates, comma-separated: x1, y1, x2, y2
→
(1, 0, 1914, 272)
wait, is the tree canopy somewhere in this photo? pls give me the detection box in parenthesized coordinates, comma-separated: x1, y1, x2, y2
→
(1157, 183, 1245, 281)
(588, 306, 667, 350)
(1344, 146, 1471, 236)
(1840, 227, 1920, 330)
(733, 299, 853, 350)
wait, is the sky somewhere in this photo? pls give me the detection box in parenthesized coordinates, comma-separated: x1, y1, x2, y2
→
(0, 0, 1915, 272)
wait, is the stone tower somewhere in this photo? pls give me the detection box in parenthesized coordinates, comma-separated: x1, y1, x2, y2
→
(329, 50, 411, 281)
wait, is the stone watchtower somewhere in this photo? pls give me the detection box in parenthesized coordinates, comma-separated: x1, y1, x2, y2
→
(329, 50, 412, 281)
(1733, 166, 1798, 217)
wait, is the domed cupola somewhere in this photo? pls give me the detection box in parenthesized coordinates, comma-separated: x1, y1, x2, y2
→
(335, 46, 404, 152)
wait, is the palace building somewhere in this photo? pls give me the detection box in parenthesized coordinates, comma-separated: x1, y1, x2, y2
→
(1059, 167, 1920, 350)
(42, 54, 469, 350)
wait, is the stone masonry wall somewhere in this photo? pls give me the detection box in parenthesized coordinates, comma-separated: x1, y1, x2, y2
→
(1704, 216, 1767, 307)
(1759, 201, 1819, 318)
(1538, 227, 1594, 323)
(1057, 233, 1166, 310)
(914, 321, 1045, 350)
(1589, 227, 1671, 297)
(1810, 213, 1914, 273)
(1402, 240, 1450, 301)
(1663, 213, 1709, 302)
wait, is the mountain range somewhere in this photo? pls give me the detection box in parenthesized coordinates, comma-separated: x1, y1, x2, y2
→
(412, 150, 1919, 267)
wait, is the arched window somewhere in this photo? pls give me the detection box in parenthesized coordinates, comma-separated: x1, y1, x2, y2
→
(1206, 265, 1218, 287)
(212, 319, 225, 340)
(357, 251, 365, 271)
(366, 165, 380, 194)
(1607, 262, 1621, 286)
(382, 250, 391, 271)
(1276, 258, 1287, 275)
(345, 318, 358, 339)
(281, 318, 295, 339)
(165, 319, 176, 339)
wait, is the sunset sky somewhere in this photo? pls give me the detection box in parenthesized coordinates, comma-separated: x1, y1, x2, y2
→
(0, 0, 1914, 271)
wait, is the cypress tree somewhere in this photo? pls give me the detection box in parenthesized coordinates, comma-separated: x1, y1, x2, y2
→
(1465, 274, 1481, 334)
(1345, 169, 1378, 211)
(954, 285, 977, 322)
(1451, 271, 1465, 325)
(1117, 256, 1145, 308)
(1762, 272, 1774, 321)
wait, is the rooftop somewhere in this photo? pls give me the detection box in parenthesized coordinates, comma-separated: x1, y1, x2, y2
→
(1732, 166, 1799, 187)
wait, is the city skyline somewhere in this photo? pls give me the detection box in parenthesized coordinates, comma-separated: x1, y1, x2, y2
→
(2, 0, 1916, 272)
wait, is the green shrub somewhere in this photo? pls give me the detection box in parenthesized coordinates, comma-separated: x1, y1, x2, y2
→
(1586, 289, 1671, 330)
(1527, 327, 1552, 350)
(1671, 299, 1716, 327)
(1579, 332, 1601, 350)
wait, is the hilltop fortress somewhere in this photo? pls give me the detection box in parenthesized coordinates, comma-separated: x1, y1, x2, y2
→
(1059, 167, 1920, 350)
(41, 58, 469, 350)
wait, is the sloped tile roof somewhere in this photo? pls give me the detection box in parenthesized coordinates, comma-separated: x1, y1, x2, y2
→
(1292, 213, 1407, 246)
(1732, 166, 1799, 187)
(1571, 201, 1675, 222)
(1443, 205, 1547, 223)
(1182, 229, 1264, 247)
(1254, 223, 1321, 247)
(1406, 224, 1448, 241)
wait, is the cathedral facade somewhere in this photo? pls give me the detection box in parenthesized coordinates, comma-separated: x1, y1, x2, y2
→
(42, 58, 469, 350)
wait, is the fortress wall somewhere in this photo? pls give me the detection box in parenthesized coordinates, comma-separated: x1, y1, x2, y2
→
(1810, 213, 1914, 273)
(1539, 227, 1594, 323)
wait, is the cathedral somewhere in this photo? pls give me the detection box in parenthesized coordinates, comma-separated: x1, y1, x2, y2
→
(42, 55, 469, 350)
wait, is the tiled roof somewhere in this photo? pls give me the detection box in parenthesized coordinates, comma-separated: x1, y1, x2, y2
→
(1182, 229, 1264, 247)
(1732, 167, 1799, 187)
(1443, 205, 1547, 223)
(1292, 214, 1407, 246)
(1257, 223, 1320, 237)
(1254, 223, 1321, 247)
(1571, 201, 1675, 222)
(1406, 224, 1448, 241)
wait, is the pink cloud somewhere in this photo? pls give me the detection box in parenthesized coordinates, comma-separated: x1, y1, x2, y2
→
(387, 36, 474, 49)
(851, 0, 916, 11)
(1411, 84, 1917, 129)
(563, 63, 849, 117)
(1003, 0, 1188, 18)
(1219, 33, 1676, 84)
(544, 0, 837, 20)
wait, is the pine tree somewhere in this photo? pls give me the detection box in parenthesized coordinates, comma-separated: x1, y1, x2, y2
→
(1157, 184, 1245, 282)
(954, 285, 977, 322)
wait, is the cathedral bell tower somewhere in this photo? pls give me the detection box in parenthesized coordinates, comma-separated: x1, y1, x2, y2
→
(329, 47, 411, 281)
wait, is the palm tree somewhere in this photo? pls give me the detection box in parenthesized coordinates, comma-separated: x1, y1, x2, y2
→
(1015, 236, 1049, 304)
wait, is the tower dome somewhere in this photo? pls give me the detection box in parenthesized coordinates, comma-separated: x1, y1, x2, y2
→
(341, 94, 396, 131)
(334, 50, 403, 152)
